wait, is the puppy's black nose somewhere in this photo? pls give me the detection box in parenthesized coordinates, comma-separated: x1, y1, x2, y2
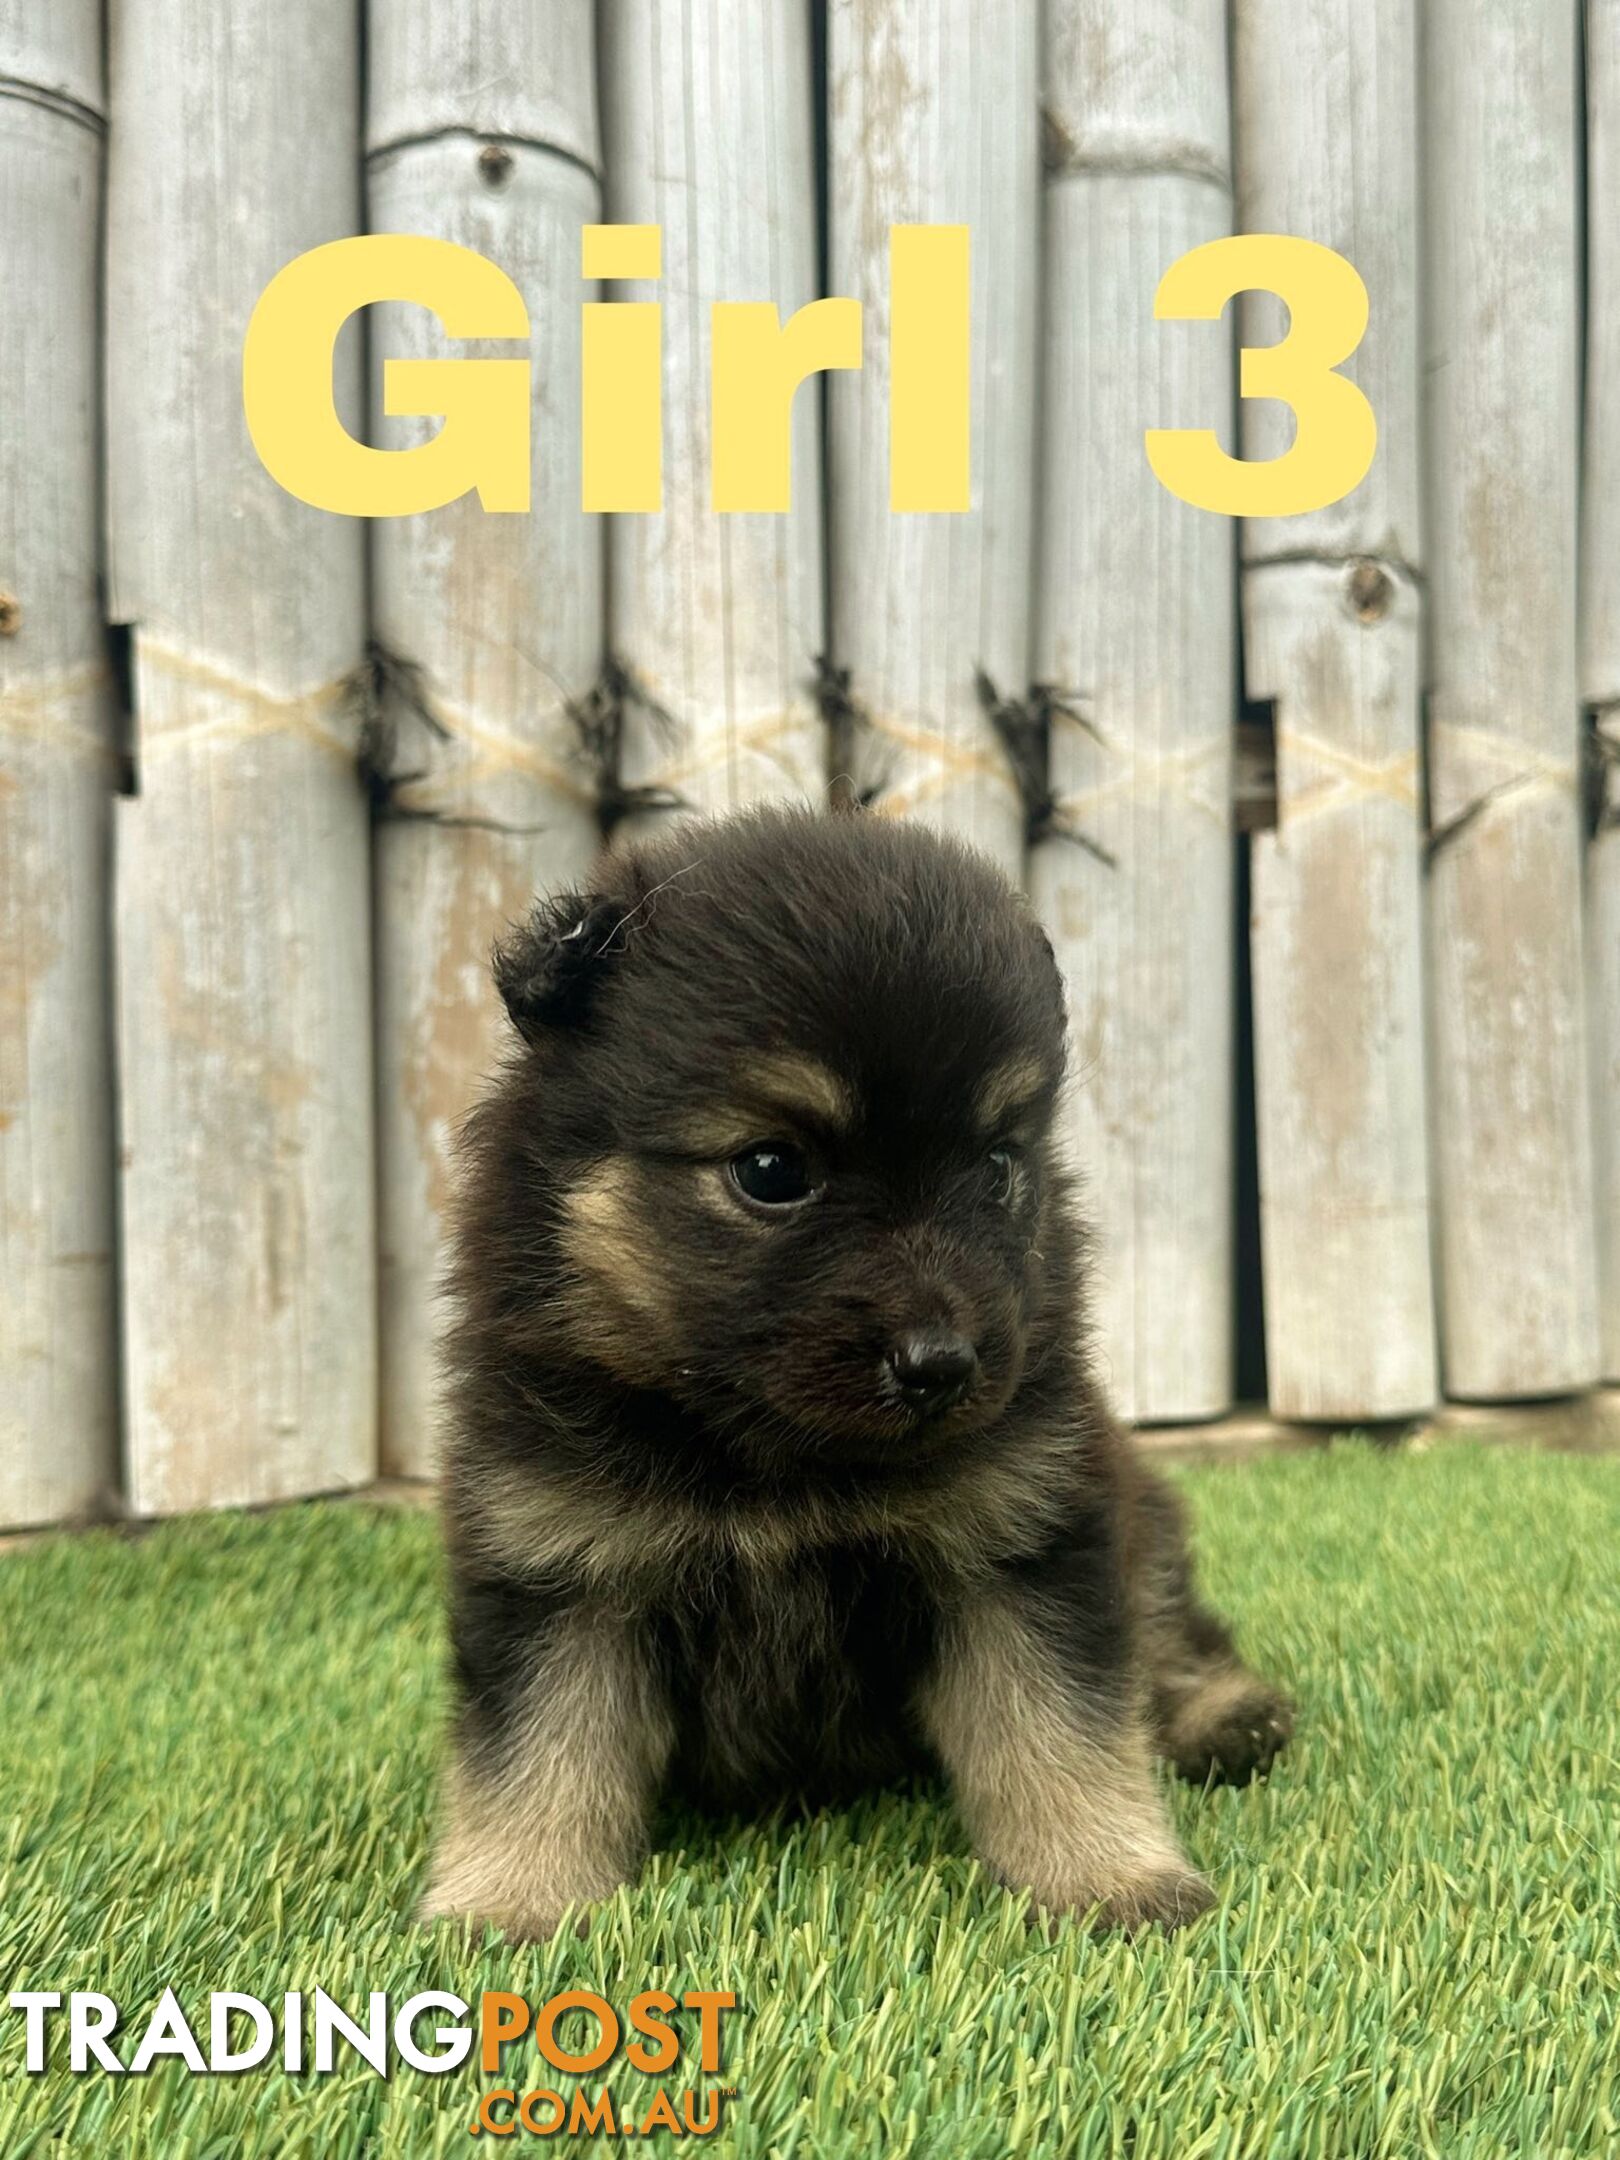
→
(887, 1330, 978, 1416)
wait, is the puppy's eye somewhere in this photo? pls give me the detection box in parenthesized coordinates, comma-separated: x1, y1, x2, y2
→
(729, 1142, 817, 1208)
(987, 1146, 1018, 1204)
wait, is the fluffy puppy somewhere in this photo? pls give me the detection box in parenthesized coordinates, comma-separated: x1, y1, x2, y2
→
(423, 805, 1291, 1940)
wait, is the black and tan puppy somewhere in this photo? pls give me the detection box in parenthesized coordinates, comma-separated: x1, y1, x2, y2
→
(423, 805, 1291, 1940)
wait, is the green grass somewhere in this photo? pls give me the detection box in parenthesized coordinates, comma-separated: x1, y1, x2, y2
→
(2, 1444, 1617, 2159)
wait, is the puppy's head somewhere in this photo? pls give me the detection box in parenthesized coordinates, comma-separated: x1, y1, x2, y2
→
(484, 807, 1070, 1467)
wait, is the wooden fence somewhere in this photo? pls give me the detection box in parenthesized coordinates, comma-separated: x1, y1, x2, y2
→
(1, 0, 1616, 1528)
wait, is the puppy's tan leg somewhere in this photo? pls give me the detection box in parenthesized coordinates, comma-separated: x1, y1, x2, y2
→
(420, 1607, 671, 1943)
(1152, 1657, 1295, 1785)
(1129, 1470, 1294, 1784)
(922, 1593, 1213, 1933)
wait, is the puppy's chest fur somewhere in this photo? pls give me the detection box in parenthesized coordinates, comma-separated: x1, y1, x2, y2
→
(651, 1542, 938, 1809)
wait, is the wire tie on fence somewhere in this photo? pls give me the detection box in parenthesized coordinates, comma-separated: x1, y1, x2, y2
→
(1425, 716, 1579, 855)
(0, 662, 118, 766)
(813, 658, 890, 810)
(394, 698, 599, 813)
(1049, 734, 1229, 830)
(566, 657, 695, 831)
(812, 656, 865, 736)
(611, 702, 826, 808)
(854, 710, 1026, 816)
(359, 637, 604, 818)
(1271, 727, 1420, 825)
(133, 637, 359, 765)
(974, 667, 1055, 845)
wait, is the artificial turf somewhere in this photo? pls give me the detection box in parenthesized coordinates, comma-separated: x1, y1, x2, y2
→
(1, 1442, 1616, 2159)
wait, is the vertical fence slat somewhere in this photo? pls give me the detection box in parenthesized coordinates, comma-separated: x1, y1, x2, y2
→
(364, 5, 598, 157)
(0, 2, 101, 106)
(0, 4, 114, 1528)
(826, 0, 1039, 877)
(106, 2, 374, 1513)
(367, 1, 605, 1478)
(1234, 0, 1436, 1419)
(1423, 0, 1598, 1399)
(1584, 0, 1620, 1383)
(1029, 2, 1234, 1421)
(600, 0, 826, 829)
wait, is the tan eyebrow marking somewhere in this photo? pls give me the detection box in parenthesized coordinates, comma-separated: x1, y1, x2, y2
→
(665, 1108, 779, 1156)
(733, 1054, 857, 1132)
(659, 1056, 857, 1158)
(975, 1054, 1056, 1133)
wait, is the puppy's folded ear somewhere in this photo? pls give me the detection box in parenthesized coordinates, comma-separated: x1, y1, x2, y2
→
(493, 890, 627, 1040)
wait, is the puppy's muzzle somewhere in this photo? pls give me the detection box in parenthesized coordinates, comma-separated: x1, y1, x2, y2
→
(885, 1329, 979, 1418)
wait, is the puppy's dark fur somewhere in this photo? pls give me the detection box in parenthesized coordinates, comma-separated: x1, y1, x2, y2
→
(424, 806, 1291, 1940)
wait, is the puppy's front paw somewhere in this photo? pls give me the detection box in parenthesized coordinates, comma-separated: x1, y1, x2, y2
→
(1016, 1857, 1216, 1936)
(1166, 1674, 1294, 1786)
(417, 1833, 630, 1945)
(1082, 1863, 1216, 1935)
(416, 1884, 590, 1944)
